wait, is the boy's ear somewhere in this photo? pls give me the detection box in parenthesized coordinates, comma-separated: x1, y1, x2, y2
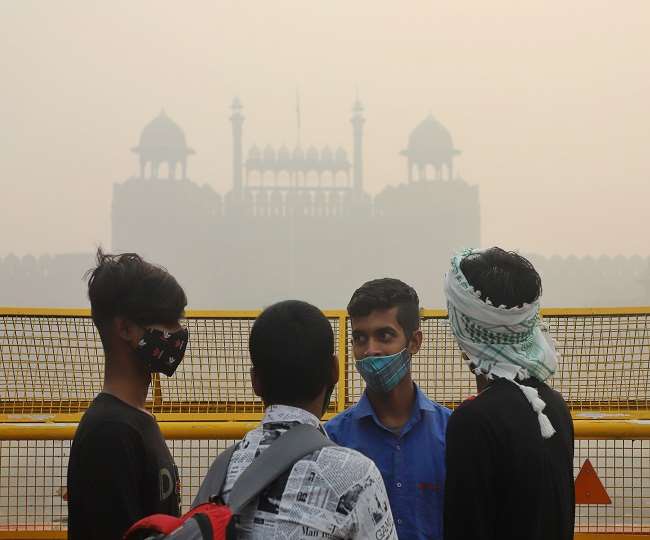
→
(250, 367, 263, 398)
(114, 316, 131, 341)
(331, 354, 340, 386)
(114, 316, 143, 347)
(408, 329, 423, 355)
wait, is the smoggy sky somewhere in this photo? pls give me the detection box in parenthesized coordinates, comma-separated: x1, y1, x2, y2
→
(1, 1, 648, 257)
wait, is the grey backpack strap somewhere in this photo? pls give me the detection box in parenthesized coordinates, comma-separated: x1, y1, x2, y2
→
(191, 443, 238, 507)
(228, 423, 336, 514)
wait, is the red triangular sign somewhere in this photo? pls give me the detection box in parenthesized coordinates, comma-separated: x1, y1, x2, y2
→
(575, 459, 611, 504)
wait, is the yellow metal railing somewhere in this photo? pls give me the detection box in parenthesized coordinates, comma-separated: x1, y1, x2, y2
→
(2, 307, 650, 538)
(1, 419, 649, 441)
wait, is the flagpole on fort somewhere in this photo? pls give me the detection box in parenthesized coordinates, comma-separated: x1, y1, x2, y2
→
(289, 89, 301, 295)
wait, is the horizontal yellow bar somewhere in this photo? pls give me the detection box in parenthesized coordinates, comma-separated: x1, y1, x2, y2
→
(185, 309, 261, 318)
(0, 423, 79, 440)
(420, 309, 448, 318)
(3, 410, 650, 425)
(541, 306, 650, 316)
(2, 419, 650, 441)
(420, 307, 650, 317)
(0, 307, 91, 317)
(572, 410, 650, 421)
(0, 308, 350, 318)
(186, 309, 349, 318)
(0, 413, 85, 423)
(574, 419, 650, 440)
(3, 307, 650, 318)
(0, 421, 253, 440)
(573, 532, 650, 540)
(0, 533, 66, 540)
(160, 421, 260, 439)
(155, 412, 266, 422)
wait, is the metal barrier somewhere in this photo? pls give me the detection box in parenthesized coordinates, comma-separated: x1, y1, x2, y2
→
(1, 307, 650, 538)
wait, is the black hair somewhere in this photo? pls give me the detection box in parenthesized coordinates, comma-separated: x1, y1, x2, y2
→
(347, 278, 420, 336)
(86, 248, 187, 351)
(249, 300, 334, 406)
(460, 247, 542, 308)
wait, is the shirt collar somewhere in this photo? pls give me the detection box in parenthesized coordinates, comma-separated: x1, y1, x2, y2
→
(350, 392, 375, 419)
(414, 384, 439, 413)
(262, 404, 321, 429)
(351, 383, 437, 420)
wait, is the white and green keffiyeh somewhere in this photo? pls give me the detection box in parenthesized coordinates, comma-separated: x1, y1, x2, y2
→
(443, 248, 559, 439)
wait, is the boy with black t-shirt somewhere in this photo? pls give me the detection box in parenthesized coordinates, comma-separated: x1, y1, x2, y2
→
(67, 249, 189, 540)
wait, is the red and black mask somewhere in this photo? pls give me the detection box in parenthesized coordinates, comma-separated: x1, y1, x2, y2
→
(136, 327, 189, 376)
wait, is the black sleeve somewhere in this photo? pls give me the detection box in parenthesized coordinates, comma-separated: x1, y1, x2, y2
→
(443, 406, 498, 540)
(76, 422, 147, 539)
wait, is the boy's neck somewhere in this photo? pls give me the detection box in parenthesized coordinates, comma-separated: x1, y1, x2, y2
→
(367, 374, 416, 430)
(103, 352, 151, 413)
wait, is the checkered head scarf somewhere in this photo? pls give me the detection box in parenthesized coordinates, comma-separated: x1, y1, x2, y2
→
(443, 248, 559, 439)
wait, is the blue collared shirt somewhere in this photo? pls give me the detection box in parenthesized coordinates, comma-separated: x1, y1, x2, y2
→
(325, 384, 451, 540)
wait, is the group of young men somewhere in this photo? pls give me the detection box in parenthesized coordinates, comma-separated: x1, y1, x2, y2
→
(67, 247, 575, 539)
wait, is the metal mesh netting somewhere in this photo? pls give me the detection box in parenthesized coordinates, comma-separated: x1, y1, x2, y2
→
(1, 308, 650, 534)
(0, 313, 343, 416)
(573, 439, 650, 533)
(0, 316, 103, 412)
(347, 312, 650, 409)
(2, 311, 650, 415)
(1, 439, 647, 533)
(0, 439, 235, 532)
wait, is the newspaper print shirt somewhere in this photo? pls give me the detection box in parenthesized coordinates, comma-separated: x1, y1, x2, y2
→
(220, 404, 397, 540)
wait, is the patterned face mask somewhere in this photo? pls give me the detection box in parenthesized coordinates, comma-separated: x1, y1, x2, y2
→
(136, 327, 189, 377)
(355, 348, 411, 394)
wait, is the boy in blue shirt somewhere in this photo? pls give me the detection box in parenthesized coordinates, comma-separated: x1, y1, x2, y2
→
(326, 278, 451, 540)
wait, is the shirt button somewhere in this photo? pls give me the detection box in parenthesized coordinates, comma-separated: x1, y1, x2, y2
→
(396, 482, 402, 488)
(397, 518, 403, 525)
(396, 444, 401, 450)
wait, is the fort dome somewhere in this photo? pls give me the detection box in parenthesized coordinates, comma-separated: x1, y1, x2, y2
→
(401, 114, 460, 181)
(131, 110, 194, 179)
(403, 114, 458, 163)
(134, 110, 193, 154)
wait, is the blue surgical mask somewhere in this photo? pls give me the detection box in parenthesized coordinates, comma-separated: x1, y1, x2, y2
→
(355, 348, 412, 394)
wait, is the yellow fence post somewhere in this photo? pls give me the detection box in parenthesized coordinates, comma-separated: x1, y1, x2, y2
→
(337, 314, 347, 413)
(151, 373, 163, 409)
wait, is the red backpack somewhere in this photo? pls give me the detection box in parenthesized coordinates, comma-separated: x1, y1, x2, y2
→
(124, 424, 335, 539)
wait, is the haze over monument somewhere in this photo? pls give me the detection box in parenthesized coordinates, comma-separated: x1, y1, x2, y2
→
(2, 1, 650, 257)
(108, 98, 480, 308)
(1, 101, 648, 308)
(1, 1, 649, 307)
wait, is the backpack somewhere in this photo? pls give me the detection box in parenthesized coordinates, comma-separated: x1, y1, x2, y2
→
(124, 424, 336, 540)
